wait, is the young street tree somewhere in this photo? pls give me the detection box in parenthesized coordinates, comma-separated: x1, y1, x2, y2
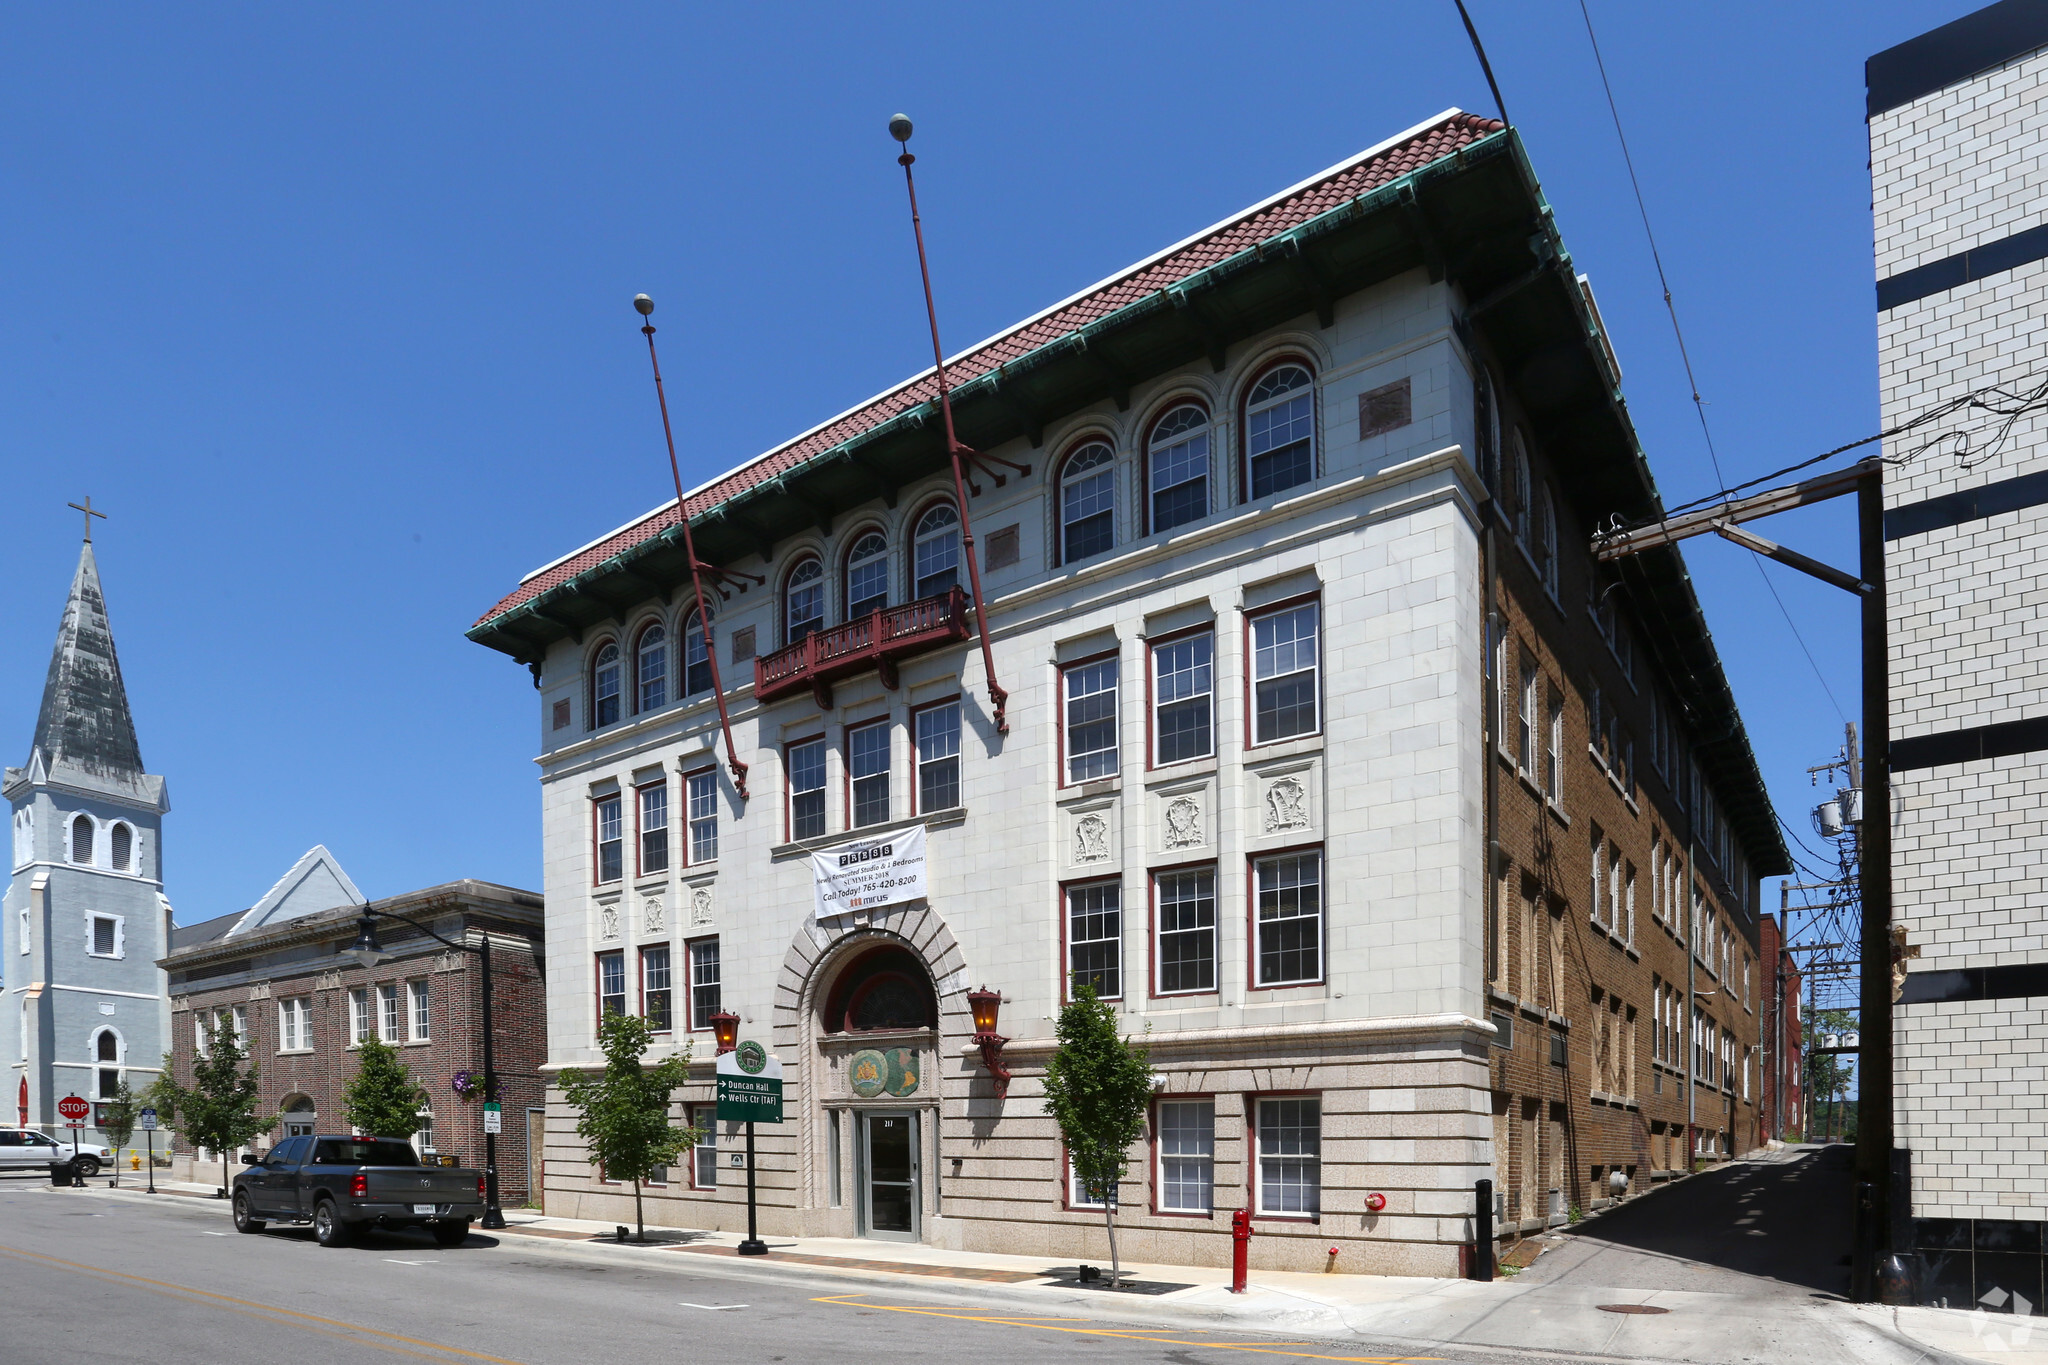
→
(560, 1010, 695, 1241)
(342, 1038, 432, 1141)
(99, 1079, 139, 1187)
(166, 1015, 276, 1199)
(1042, 984, 1154, 1288)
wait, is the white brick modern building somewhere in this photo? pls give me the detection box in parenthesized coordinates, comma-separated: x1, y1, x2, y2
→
(471, 110, 1784, 1276)
(1869, 0, 2048, 1311)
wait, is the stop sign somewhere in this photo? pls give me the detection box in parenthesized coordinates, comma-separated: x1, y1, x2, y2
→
(57, 1095, 90, 1124)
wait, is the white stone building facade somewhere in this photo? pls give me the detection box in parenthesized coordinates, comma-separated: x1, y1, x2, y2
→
(473, 111, 1782, 1275)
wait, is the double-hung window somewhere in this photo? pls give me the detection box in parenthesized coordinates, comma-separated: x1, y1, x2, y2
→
(638, 782, 669, 875)
(1251, 604, 1319, 743)
(408, 980, 430, 1041)
(642, 946, 672, 1033)
(1060, 442, 1116, 562)
(598, 951, 626, 1020)
(637, 624, 667, 713)
(785, 558, 824, 642)
(913, 504, 961, 598)
(845, 532, 889, 618)
(1148, 405, 1210, 532)
(595, 794, 623, 884)
(279, 998, 310, 1052)
(378, 983, 401, 1044)
(691, 1105, 719, 1188)
(1154, 867, 1216, 995)
(787, 738, 827, 841)
(1256, 1096, 1321, 1216)
(686, 769, 718, 864)
(847, 720, 890, 828)
(349, 989, 371, 1045)
(689, 938, 722, 1032)
(1246, 365, 1314, 499)
(1063, 658, 1119, 783)
(1545, 682, 1564, 799)
(915, 701, 961, 813)
(592, 643, 622, 728)
(1152, 633, 1213, 765)
(1254, 851, 1323, 986)
(1518, 655, 1538, 771)
(682, 609, 713, 696)
(1156, 1099, 1215, 1214)
(1065, 881, 1121, 1000)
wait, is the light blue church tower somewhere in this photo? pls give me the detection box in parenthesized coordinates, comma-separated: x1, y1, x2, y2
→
(4, 536, 171, 1139)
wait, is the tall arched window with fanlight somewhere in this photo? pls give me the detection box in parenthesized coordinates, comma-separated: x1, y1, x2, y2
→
(785, 557, 825, 643)
(636, 623, 668, 713)
(591, 642, 622, 728)
(1245, 363, 1314, 499)
(845, 532, 889, 618)
(1148, 405, 1210, 533)
(1059, 441, 1115, 563)
(913, 504, 960, 598)
(682, 606, 712, 696)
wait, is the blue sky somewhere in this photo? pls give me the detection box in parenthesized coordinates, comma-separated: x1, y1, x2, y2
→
(0, 3, 1958, 924)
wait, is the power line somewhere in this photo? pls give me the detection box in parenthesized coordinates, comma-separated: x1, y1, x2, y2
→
(1577, 0, 1845, 722)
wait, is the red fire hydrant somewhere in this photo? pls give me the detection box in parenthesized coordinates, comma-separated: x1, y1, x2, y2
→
(1230, 1207, 1254, 1293)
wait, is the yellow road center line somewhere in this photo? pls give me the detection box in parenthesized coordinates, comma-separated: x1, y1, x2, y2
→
(0, 1243, 529, 1365)
(812, 1292, 1441, 1363)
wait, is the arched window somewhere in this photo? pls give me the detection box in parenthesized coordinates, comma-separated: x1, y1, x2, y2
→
(913, 504, 960, 598)
(1059, 441, 1115, 563)
(785, 557, 825, 643)
(821, 944, 937, 1034)
(845, 532, 889, 618)
(1511, 430, 1533, 545)
(95, 1029, 118, 1063)
(110, 823, 132, 873)
(1246, 364, 1314, 499)
(1474, 365, 1501, 491)
(1537, 485, 1559, 596)
(682, 607, 713, 696)
(636, 623, 668, 713)
(591, 642, 622, 728)
(70, 815, 94, 866)
(1148, 404, 1210, 533)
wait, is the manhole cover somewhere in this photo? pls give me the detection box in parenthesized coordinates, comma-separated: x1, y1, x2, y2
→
(1597, 1303, 1670, 1315)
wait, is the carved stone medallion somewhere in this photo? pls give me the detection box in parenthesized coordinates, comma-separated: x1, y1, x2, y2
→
(599, 902, 620, 940)
(1164, 795, 1204, 848)
(1264, 776, 1309, 833)
(690, 885, 714, 927)
(1074, 813, 1110, 863)
(643, 895, 665, 934)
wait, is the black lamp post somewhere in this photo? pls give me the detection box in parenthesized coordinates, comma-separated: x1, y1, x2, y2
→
(348, 907, 510, 1230)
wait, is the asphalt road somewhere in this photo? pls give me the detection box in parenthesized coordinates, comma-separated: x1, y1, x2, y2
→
(0, 1180, 1583, 1365)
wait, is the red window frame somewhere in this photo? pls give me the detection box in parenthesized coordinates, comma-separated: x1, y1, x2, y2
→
(1147, 858, 1220, 1001)
(688, 1103, 719, 1190)
(1242, 592, 1323, 750)
(1139, 397, 1212, 537)
(1245, 842, 1327, 992)
(591, 791, 624, 886)
(684, 934, 721, 1034)
(1149, 1093, 1219, 1218)
(1144, 624, 1216, 772)
(910, 695, 962, 817)
(594, 950, 628, 1028)
(1060, 1145, 1115, 1212)
(634, 778, 669, 878)
(681, 765, 718, 867)
(843, 715, 891, 830)
(638, 943, 673, 1035)
(784, 734, 827, 843)
(1057, 649, 1121, 788)
(1237, 354, 1318, 503)
(1245, 1089, 1323, 1223)
(1058, 874, 1125, 1005)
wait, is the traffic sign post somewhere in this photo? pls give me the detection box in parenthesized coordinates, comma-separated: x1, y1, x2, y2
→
(482, 1101, 502, 1135)
(57, 1096, 89, 1187)
(139, 1107, 158, 1195)
(716, 1042, 782, 1257)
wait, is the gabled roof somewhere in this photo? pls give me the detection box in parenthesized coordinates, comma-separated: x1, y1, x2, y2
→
(226, 845, 365, 938)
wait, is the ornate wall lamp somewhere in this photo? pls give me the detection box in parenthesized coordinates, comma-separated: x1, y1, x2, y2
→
(966, 987, 1011, 1100)
(709, 1010, 740, 1056)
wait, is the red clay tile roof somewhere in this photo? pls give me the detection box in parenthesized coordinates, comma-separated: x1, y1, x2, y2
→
(475, 111, 1504, 631)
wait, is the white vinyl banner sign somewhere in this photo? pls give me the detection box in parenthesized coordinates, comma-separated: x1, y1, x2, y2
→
(812, 824, 927, 918)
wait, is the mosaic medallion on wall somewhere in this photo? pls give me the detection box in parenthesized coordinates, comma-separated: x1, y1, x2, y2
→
(848, 1046, 921, 1098)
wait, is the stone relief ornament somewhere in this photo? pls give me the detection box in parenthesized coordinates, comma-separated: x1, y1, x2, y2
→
(599, 902, 620, 941)
(1264, 776, 1310, 833)
(643, 896, 665, 934)
(1073, 813, 1110, 863)
(1164, 795, 1204, 848)
(690, 885, 714, 927)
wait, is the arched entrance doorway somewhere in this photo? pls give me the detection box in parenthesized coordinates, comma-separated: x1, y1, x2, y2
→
(819, 942, 936, 1243)
(279, 1094, 316, 1138)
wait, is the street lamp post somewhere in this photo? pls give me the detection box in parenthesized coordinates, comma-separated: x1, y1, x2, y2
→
(348, 906, 511, 1230)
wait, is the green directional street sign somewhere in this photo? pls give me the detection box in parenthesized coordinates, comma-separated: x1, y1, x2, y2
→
(716, 1041, 784, 1123)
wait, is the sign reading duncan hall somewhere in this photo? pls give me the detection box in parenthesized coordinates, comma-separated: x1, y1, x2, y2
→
(810, 824, 927, 918)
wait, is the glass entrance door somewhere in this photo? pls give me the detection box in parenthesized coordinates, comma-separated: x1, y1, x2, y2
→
(859, 1111, 919, 1242)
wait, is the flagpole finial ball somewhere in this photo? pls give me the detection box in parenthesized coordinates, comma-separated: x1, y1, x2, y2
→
(888, 113, 913, 144)
(633, 294, 655, 316)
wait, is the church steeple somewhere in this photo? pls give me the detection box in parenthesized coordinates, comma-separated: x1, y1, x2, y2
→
(24, 540, 151, 798)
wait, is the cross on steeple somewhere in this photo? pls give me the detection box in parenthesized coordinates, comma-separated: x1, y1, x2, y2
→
(66, 497, 106, 543)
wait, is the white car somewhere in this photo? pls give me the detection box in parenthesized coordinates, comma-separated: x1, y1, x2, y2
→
(0, 1129, 112, 1177)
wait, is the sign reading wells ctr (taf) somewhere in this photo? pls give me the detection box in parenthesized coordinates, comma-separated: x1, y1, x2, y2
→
(716, 1041, 784, 1123)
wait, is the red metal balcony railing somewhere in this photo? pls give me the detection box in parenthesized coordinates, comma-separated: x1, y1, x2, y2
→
(754, 587, 972, 708)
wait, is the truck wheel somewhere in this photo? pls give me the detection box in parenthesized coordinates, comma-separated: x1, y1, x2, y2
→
(72, 1157, 101, 1179)
(313, 1199, 354, 1248)
(232, 1192, 266, 1234)
(430, 1219, 471, 1247)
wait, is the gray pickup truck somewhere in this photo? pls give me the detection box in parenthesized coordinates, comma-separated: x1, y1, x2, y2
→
(231, 1134, 485, 1247)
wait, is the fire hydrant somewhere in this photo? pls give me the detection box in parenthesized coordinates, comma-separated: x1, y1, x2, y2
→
(130, 1152, 141, 1171)
(1230, 1207, 1254, 1293)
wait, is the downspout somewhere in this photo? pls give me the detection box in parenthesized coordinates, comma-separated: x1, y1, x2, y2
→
(891, 119, 1010, 735)
(638, 302, 750, 799)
